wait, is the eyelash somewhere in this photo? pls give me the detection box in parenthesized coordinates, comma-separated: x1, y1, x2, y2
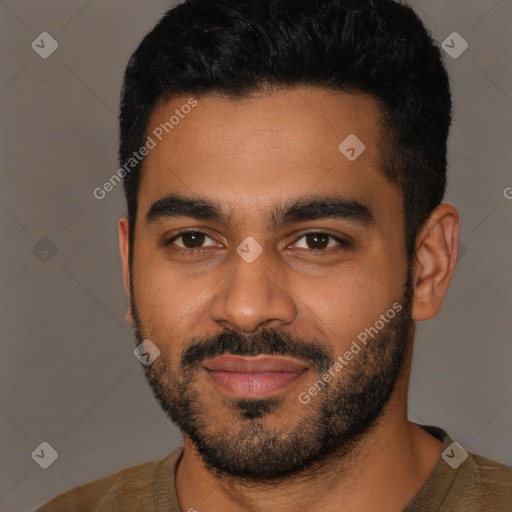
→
(164, 230, 352, 256)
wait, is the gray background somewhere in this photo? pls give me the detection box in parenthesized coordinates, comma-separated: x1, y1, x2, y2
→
(0, 1, 511, 511)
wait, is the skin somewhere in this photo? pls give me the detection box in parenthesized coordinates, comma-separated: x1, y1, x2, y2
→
(118, 87, 459, 511)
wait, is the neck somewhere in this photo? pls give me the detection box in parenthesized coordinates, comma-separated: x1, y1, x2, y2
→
(175, 396, 442, 512)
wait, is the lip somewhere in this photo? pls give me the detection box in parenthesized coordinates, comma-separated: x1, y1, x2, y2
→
(203, 355, 309, 397)
(203, 354, 308, 373)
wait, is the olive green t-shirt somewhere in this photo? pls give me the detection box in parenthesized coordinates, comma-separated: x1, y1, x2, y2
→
(36, 425, 512, 511)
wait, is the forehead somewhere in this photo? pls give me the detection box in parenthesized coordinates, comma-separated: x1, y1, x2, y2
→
(137, 87, 400, 228)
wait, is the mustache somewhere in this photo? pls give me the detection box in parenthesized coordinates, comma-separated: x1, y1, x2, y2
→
(180, 327, 333, 373)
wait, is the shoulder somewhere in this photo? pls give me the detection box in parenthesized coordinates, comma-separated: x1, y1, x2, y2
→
(35, 448, 183, 512)
(407, 425, 512, 511)
(438, 442, 512, 510)
(468, 452, 512, 504)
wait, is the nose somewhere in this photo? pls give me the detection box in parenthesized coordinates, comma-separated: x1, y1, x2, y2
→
(209, 245, 297, 334)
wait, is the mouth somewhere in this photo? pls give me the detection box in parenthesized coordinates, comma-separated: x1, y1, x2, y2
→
(203, 354, 309, 397)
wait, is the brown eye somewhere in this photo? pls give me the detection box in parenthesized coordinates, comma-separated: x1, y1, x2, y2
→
(166, 231, 218, 251)
(304, 233, 329, 250)
(180, 231, 206, 248)
(295, 232, 350, 252)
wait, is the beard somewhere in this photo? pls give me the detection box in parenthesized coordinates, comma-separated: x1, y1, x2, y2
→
(130, 269, 413, 482)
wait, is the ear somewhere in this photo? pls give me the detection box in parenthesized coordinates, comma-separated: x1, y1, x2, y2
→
(119, 216, 135, 326)
(411, 204, 460, 321)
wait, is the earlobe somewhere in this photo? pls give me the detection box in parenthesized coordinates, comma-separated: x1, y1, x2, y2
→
(119, 216, 135, 326)
(411, 204, 459, 321)
(125, 307, 134, 327)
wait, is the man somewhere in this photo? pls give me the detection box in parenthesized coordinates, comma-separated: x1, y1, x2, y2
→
(38, 0, 511, 510)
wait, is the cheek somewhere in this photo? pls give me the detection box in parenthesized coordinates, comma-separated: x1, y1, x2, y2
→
(133, 244, 227, 342)
(131, 244, 193, 325)
(294, 260, 405, 345)
(136, 268, 200, 324)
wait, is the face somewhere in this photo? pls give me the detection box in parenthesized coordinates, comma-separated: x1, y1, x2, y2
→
(124, 88, 413, 480)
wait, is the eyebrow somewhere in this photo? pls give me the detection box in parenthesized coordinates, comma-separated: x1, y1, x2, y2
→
(145, 193, 374, 229)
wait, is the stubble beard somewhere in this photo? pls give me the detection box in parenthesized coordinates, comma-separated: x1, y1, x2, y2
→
(131, 270, 413, 482)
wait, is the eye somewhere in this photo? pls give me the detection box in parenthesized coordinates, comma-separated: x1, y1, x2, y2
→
(164, 230, 351, 256)
(293, 232, 351, 252)
(165, 230, 219, 254)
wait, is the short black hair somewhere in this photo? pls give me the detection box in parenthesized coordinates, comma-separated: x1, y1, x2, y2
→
(120, 0, 452, 264)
